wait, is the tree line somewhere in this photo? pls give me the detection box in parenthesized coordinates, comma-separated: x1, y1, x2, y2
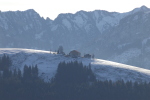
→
(0, 55, 150, 100)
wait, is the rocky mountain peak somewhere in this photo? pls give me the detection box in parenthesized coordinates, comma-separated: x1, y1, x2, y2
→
(131, 5, 150, 14)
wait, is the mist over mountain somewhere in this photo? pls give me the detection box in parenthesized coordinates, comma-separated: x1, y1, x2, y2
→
(1, 6, 150, 69)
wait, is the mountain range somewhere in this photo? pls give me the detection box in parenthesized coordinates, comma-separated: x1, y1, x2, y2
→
(0, 6, 150, 69)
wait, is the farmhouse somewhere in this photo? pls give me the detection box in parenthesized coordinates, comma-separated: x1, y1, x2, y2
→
(69, 50, 81, 58)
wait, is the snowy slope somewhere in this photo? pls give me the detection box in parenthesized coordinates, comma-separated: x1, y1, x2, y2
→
(1, 48, 150, 83)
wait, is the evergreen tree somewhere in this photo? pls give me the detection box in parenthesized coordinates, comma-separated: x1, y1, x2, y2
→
(0, 54, 12, 71)
(53, 61, 96, 85)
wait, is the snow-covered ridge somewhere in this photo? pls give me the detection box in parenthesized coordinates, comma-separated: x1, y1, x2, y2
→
(0, 48, 52, 54)
(55, 10, 126, 32)
(54, 6, 150, 33)
(1, 48, 150, 83)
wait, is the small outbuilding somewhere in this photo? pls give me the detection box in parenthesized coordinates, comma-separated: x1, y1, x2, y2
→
(84, 54, 91, 58)
(69, 50, 81, 58)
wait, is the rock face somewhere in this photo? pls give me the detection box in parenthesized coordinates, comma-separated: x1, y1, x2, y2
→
(0, 9, 52, 49)
(1, 6, 150, 69)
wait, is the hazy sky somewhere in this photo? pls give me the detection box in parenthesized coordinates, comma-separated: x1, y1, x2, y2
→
(0, 0, 149, 20)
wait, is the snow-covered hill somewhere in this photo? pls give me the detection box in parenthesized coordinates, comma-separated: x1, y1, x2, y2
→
(1, 48, 150, 83)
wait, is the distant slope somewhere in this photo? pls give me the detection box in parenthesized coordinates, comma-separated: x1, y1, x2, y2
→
(1, 48, 150, 83)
